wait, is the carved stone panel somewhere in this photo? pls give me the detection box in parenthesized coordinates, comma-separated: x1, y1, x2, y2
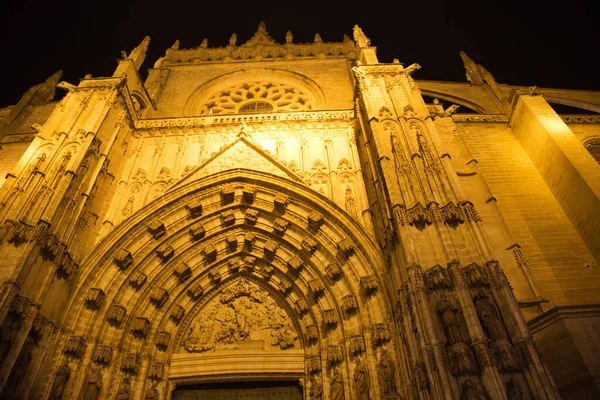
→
(326, 264, 342, 280)
(342, 295, 358, 312)
(372, 323, 390, 345)
(287, 256, 304, 273)
(273, 218, 289, 236)
(202, 243, 217, 262)
(148, 362, 164, 380)
(150, 287, 169, 308)
(264, 239, 279, 258)
(188, 282, 204, 300)
(308, 279, 325, 295)
(323, 309, 338, 325)
(85, 288, 105, 310)
(350, 335, 365, 354)
(183, 279, 299, 352)
(244, 232, 256, 249)
(129, 272, 147, 290)
(337, 239, 354, 258)
(328, 345, 343, 365)
(306, 324, 319, 340)
(121, 353, 141, 374)
(221, 185, 235, 203)
(93, 344, 112, 365)
(170, 305, 185, 323)
(107, 305, 127, 326)
(360, 275, 378, 292)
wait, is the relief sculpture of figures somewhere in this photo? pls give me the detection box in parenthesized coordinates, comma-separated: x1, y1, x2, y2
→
(309, 375, 323, 400)
(353, 358, 370, 400)
(82, 363, 103, 400)
(184, 279, 298, 352)
(460, 379, 489, 400)
(116, 377, 131, 400)
(330, 369, 345, 400)
(437, 296, 466, 345)
(473, 291, 508, 341)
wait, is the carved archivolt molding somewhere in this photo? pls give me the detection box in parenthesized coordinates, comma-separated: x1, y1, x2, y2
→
(58, 169, 390, 386)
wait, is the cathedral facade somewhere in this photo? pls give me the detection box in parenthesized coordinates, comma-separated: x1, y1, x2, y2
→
(0, 22, 599, 399)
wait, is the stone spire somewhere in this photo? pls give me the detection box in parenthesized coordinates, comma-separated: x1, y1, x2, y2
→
(128, 36, 151, 71)
(353, 25, 371, 48)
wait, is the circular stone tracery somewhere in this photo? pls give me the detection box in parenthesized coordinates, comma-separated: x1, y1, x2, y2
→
(200, 81, 314, 115)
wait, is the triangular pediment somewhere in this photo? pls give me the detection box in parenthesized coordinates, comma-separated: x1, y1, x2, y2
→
(168, 133, 305, 193)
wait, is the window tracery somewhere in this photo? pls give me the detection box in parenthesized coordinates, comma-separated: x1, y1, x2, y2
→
(199, 81, 313, 115)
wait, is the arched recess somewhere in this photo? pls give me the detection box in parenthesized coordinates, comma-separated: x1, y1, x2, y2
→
(49, 169, 398, 399)
(183, 69, 327, 117)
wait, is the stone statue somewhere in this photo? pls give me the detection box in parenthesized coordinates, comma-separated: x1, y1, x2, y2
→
(286, 31, 293, 43)
(145, 381, 159, 399)
(82, 363, 102, 400)
(437, 297, 466, 345)
(506, 377, 530, 400)
(404, 63, 422, 76)
(117, 377, 131, 399)
(330, 369, 345, 400)
(474, 291, 508, 341)
(229, 33, 237, 46)
(309, 376, 323, 400)
(353, 25, 371, 47)
(460, 379, 489, 400)
(200, 38, 208, 48)
(378, 350, 396, 395)
(353, 359, 370, 399)
(49, 364, 71, 400)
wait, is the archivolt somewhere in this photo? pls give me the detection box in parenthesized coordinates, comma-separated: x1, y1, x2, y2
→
(59, 169, 394, 387)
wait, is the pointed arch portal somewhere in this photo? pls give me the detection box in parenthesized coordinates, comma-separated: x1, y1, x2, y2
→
(62, 168, 395, 398)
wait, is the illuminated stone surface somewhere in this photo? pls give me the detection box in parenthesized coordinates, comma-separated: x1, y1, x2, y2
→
(0, 22, 598, 399)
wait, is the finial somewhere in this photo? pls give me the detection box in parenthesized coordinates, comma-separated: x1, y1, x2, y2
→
(258, 21, 267, 32)
(128, 36, 151, 71)
(353, 24, 371, 47)
(285, 31, 293, 43)
(314, 33, 322, 42)
(229, 33, 237, 46)
(459, 51, 484, 85)
(171, 39, 180, 50)
(200, 38, 208, 48)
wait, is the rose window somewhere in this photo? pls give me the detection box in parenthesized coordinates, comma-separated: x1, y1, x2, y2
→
(199, 81, 314, 115)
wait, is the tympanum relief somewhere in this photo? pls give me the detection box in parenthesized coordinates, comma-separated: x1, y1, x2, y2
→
(183, 279, 299, 353)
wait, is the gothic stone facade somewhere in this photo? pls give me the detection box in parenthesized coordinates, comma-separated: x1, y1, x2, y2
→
(0, 23, 599, 400)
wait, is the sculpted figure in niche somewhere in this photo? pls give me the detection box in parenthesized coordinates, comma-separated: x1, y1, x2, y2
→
(82, 363, 103, 400)
(378, 349, 396, 395)
(145, 381, 159, 399)
(474, 291, 509, 341)
(460, 379, 489, 400)
(117, 377, 131, 399)
(353, 358, 370, 400)
(437, 296, 466, 345)
(330, 369, 345, 400)
(506, 377, 530, 400)
(309, 376, 323, 400)
(49, 364, 71, 400)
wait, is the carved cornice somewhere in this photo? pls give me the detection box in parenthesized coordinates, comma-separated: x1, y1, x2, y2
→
(561, 115, 600, 124)
(452, 114, 508, 123)
(135, 110, 354, 131)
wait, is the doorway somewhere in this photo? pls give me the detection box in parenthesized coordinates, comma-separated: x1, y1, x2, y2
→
(172, 380, 303, 400)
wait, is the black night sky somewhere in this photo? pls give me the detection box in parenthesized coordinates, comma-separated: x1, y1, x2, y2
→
(0, 0, 598, 108)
